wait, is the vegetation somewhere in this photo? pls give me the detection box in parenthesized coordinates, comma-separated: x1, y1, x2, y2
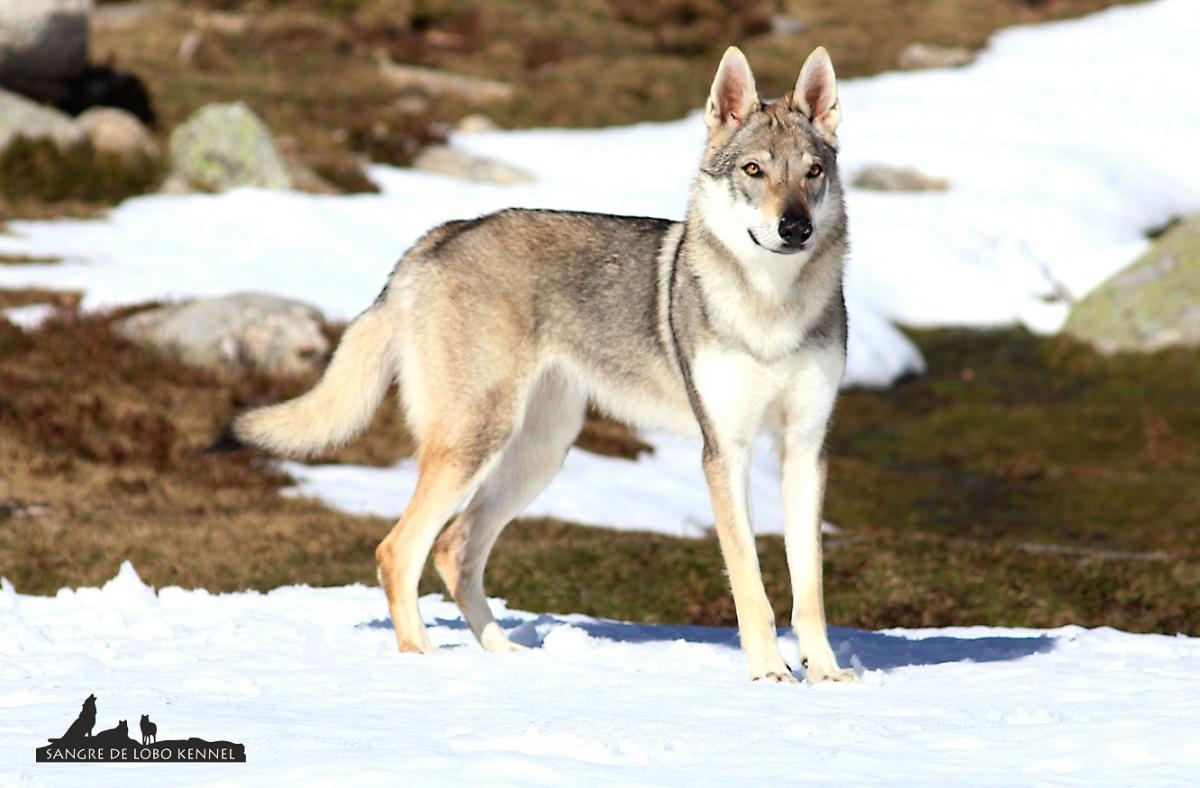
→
(78, 0, 1140, 194)
(0, 137, 158, 217)
(1, 306, 1194, 635)
(4, 0, 1187, 639)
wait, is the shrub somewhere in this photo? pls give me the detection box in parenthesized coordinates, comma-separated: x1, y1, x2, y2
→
(0, 136, 159, 205)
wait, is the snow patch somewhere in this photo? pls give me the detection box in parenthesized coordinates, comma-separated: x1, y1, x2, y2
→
(284, 434, 844, 537)
(3, 3, 1197, 389)
(2, 568, 1198, 784)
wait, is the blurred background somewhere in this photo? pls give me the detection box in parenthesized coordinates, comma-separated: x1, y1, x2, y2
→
(1, 0, 1197, 637)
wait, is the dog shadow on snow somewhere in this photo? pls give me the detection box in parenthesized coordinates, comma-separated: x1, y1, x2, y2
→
(361, 614, 1056, 671)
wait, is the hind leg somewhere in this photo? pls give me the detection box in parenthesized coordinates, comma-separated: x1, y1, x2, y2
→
(376, 440, 500, 653)
(433, 369, 586, 652)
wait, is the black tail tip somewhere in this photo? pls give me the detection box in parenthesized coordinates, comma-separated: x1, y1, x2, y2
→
(205, 423, 247, 455)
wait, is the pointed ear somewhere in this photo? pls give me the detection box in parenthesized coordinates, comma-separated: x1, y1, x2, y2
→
(705, 46, 759, 138)
(791, 46, 840, 145)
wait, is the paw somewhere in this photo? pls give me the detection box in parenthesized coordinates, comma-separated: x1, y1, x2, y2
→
(481, 623, 530, 653)
(396, 639, 435, 654)
(482, 634, 528, 653)
(801, 657, 857, 684)
(751, 659, 800, 684)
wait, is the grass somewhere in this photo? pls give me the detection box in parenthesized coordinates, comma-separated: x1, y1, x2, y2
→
(58, 0, 1137, 209)
(0, 137, 159, 223)
(4, 0, 1185, 636)
(1, 0, 1140, 220)
(0, 254, 63, 266)
(1, 307, 1195, 635)
(0, 288, 79, 310)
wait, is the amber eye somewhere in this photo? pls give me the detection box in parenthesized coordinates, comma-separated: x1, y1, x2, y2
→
(742, 162, 762, 177)
(807, 163, 824, 178)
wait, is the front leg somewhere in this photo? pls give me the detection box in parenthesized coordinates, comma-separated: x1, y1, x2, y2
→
(702, 441, 794, 682)
(780, 432, 855, 683)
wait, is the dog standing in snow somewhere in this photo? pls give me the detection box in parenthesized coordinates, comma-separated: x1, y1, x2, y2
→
(211, 46, 854, 684)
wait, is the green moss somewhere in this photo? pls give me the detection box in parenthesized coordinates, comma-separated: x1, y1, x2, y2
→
(827, 328, 1200, 552)
(1064, 214, 1200, 353)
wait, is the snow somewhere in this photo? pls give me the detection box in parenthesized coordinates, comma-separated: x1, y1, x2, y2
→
(0, 302, 55, 329)
(5, 7, 1200, 780)
(276, 0, 1200, 538)
(284, 434, 837, 537)
(3, 563, 1198, 785)
(2, 1, 1197, 388)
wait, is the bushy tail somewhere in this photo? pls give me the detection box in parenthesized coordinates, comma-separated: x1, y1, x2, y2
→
(207, 305, 398, 458)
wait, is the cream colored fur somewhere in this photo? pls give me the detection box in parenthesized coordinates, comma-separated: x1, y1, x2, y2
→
(219, 46, 856, 686)
(233, 305, 400, 456)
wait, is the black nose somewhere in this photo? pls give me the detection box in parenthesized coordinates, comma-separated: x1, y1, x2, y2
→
(778, 212, 813, 246)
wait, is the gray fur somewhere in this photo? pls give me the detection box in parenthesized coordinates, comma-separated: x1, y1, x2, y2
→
(217, 46, 855, 683)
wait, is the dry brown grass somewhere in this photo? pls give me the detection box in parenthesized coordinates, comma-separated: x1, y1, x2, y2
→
(0, 305, 648, 594)
(4, 0, 1140, 220)
(71, 0, 1142, 210)
(6, 0, 1188, 637)
(1, 307, 1196, 636)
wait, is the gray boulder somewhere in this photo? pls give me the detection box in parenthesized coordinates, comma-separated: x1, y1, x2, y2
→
(0, 87, 84, 151)
(115, 293, 329, 377)
(412, 144, 534, 185)
(1064, 214, 1200, 354)
(898, 43, 974, 70)
(0, 0, 90, 94)
(75, 106, 159, 164)
(853, 164, 948, 192)
(166, 102, 292, 192)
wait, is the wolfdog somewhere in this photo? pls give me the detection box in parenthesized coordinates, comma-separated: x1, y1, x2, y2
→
(211, 46, 854, 683)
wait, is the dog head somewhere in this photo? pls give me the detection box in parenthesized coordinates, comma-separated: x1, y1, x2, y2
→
(696, 46, 843, 258)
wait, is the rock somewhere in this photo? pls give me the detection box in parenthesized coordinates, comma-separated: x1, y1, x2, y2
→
(75, 106, 159, 164)
(114, 293, 329, 376)
(0, 0, 90, 95)
(177, 30, 202, 66)
(193, 10, 251, 35)
(1064, 214, 1200, 354)
(771, 14, 806, 37)
(455, 114, 499, 134)
(375, 51, 514, 103)
(898, 42, 974, 70)
(93, 1, 162, 32)
(0, 87, 84, 151)
(156, 173, 192, 194)
(853, 164, 949, 192)
(0, 498, 55, 522)
(412, 145, 534, 185)
(167, 102, 292, 192)
(390, 95, 429, 116)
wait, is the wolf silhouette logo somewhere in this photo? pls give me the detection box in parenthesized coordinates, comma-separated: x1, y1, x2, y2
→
(140, 714, 157, 745)
(36, 694, 245, 763)
(49, 694, 96, 743)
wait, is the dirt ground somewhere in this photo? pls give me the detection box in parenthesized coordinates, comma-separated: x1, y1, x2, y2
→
(2, 0, 1141, 220)
(5, 0, 1193, 637)
(1, 302, 1194, 634)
